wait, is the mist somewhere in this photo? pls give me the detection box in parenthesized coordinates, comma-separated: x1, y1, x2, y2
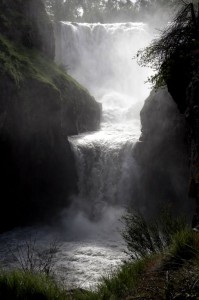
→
(54, 21, 152, 225)
(54, 17, 192, 223)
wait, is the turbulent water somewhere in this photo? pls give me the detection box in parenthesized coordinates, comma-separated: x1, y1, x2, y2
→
(0, 22, 152, 288)
(56, 21, 152, 220)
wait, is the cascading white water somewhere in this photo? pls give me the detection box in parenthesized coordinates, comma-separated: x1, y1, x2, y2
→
(56, 22, 152, 219)
(0, 22, 153, 289)
(56, 22, 151, 101)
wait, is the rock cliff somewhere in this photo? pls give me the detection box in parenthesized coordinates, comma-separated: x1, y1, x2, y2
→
(134, 4, 199, 218)
(166, 63, 199, 208)
(134, 88, 191, 216)
(0, 0, 101, 232)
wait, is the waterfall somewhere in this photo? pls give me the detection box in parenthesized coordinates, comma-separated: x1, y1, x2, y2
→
(55, 22, 152, 220)
(56, 22, 151, 101)
(0, 23, 154, 289)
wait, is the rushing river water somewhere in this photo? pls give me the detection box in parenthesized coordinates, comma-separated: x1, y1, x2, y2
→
(0, 22, 152, 288)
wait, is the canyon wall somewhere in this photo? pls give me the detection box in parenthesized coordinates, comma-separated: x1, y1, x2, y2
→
(0, 0, 101, 232)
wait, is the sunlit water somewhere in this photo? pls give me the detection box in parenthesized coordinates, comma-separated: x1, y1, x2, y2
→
(0, 22, 152, 289)
(0, 219, 125, 289)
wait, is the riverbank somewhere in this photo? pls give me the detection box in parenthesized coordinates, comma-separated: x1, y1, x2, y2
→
(1, 228, 198, 299)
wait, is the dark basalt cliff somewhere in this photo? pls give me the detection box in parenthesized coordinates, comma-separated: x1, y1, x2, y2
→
(0, 0, 101, 232)
(133, 1, 199, 218)
(134, 88, 190, 216)
(134, 56, 199, 217)
(166, 63, 199, 205)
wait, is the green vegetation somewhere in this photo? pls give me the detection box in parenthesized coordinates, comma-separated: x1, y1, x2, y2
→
(0, 270, 68, 300)
(169, 229, 199, 263)
(0, 33, 84, 93)
(1, 214, 199, 299)
(0, 34, 26, 86)
(74, 227, 199, 300)
(121, 209, 187, 259)
(0, 34, 85, 98)
(137, 2, 199, 88)
(74, 258, 147, 300)
(0, 0, 54, 59)
(0, 258, 147, 300)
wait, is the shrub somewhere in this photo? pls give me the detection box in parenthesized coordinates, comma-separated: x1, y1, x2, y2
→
(121, 209, 188, 259)
(8, 237, 60, 275)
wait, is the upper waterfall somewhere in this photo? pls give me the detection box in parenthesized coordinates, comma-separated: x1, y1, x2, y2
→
(55, 22, 152, 114)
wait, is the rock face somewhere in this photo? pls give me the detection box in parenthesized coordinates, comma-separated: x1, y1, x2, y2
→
(0, 0, 101, 232)
(173, 70, 199, 205)
(0, 0, 55, 59)
(161, 50, 199, 208)
(134, 88, 191, 217)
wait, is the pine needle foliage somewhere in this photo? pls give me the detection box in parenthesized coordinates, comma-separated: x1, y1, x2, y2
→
(137, 2, 199, 87)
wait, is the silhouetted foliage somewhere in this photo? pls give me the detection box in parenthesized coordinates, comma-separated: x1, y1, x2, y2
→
(8, 237, 60, 275)
(137, 2, 199, 87)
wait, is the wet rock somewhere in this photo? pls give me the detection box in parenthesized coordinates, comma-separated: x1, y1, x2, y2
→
(133, 87, 190, 217)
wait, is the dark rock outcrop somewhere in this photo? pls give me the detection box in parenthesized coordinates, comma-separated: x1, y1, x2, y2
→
(161, 51, 199, 208)
(179, 71, 199, 204)
(166, 52, 194, 114)
(0, 0, 101, 232)
(0, 0, 55, 59)
(133, 88, 191, 216)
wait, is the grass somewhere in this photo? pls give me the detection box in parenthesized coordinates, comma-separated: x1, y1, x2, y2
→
(0, 270, 68, 300)
(0, 210, 197, 300)
(0, 257, 149, 300)
(1, 229, 199, 300)
(74, 229, 199, 299)
(74, 224, 199, 300)
(73, 258, 147, 300)
(167, 229, 199, 265)
(121, 209, 188, 259)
